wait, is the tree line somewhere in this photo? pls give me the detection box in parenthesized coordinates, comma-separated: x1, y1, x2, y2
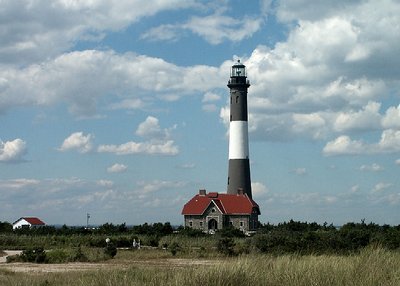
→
(0, 221, 174, 236)
(251, 219, 400, 254)
(1, 220, 399, 254)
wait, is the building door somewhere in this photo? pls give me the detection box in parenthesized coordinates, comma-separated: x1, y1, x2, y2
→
(208, 219, 218, 230)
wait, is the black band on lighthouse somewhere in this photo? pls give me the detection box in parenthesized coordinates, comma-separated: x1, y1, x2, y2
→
(227, 159, 252, 198)
(229, 88, 248, 121)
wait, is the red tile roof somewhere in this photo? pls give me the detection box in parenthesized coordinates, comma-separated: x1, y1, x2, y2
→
(23, 217, 45, 225)
(182, 192, 260, 215)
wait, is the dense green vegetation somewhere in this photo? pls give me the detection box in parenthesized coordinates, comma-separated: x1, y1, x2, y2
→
(0, 220, 399, 285)
(1, 220, 399, 256)
(254, 219, 400, 254)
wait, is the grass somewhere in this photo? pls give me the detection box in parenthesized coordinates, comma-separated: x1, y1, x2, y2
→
(0, 247, 399, 286)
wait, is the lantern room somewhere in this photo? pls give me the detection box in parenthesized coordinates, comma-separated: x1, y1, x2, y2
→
(230, 60, 246, 77)
(228, 60, 250, 87)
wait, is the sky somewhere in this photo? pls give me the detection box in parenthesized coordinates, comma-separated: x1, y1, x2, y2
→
(1, 0, 400, 226)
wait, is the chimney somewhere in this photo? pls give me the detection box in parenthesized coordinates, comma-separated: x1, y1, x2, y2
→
(199, 189, 206, 196)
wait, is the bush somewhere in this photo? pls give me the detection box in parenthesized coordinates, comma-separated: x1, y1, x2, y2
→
(218, 227, 245, 238)
(104, 242, 117, 258)
(146, 235, 160, 247)
(217, 237, 236, 256)
(72, 245, 88, 262)
(169, 242, 180, 256)
(0, 221, 12, 233)
(21, 247, 47, 263)
(178, 227, 206, 237)
(6, 254, 23, 263)
(46, 249, 69, 263)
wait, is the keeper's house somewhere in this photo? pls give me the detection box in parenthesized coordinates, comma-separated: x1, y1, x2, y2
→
(181, 189, 260, 233)
(12, 217, 46, 230)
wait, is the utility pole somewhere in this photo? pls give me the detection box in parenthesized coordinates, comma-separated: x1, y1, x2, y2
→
(86, 213, 90, 229)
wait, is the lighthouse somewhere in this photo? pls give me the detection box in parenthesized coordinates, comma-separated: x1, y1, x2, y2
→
(181, 59, 259, 232)
(227, 60, 252, 199)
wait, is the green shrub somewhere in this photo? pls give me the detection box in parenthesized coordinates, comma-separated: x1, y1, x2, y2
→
(178, 227, 206, 237)
(169, 242, 180, 256)
(218, 227, 245, 238)
(146, 235, 160, 247)
(6, 254, 23, 263)
(46, 249, 69, 263)
(72, 245, 88, 262)
(217, 237, 236, 256)
(89, 236, 106, 247)
(21, 247, 47, 263)
(104, 242, 117, 258)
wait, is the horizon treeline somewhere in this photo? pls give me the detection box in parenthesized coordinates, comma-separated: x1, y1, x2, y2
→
(1, 219, 400, 235)
(1, 219, 399, 254)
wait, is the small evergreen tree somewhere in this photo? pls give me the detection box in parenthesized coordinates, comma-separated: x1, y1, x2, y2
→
(169, 242, 180, 256)
(217, 237, 236, 256)
(104, 242, 117, 258)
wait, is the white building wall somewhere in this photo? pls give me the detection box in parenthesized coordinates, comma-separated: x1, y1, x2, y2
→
(12, 219, 31, 230)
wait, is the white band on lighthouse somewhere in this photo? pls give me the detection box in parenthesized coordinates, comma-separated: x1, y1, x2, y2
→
(228, 121, 249, 159)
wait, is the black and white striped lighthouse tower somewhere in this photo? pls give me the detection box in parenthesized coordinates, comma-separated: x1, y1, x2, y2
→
(227, 60, 252, 199)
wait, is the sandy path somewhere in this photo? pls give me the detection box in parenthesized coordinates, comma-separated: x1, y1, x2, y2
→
(0, 258, 218, 273)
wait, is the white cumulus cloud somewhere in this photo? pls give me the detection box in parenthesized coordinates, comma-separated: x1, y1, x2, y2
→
(98, 140, 178, 156)
(141, 8, 264, 45)
(0, 138, 27, 162)
(323, 129, 400, 156)
(0, 50, 224, 116)
(0, 0, 194, 65)
(98, 116, 178, 156)
(251, 181, 270, 199)
(382, 105, 400, 129)
(323, 135, 366, 156)
(107, 163, 128, 173)
(58, 132, 94, 153)
(136, 116, 172, 140)
(333, 101, 382, 133)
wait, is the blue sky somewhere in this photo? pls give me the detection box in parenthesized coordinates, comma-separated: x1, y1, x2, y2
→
(1, 0, 400, 226)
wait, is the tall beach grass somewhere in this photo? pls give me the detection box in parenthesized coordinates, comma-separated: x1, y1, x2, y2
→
(0, 247, 399, 286)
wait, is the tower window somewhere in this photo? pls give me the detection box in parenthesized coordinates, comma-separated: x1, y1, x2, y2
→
(236, 96, 239, 103)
